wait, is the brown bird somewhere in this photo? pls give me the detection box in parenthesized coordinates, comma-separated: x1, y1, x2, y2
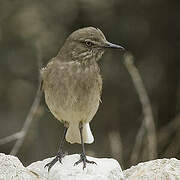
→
(41, 27, 125, 171)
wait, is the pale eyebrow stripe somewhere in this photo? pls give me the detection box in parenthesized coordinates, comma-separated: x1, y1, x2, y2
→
(79, 38, 97, 45)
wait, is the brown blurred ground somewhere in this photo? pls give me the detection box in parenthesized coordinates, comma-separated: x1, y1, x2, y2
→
(0, 0, 179, 169)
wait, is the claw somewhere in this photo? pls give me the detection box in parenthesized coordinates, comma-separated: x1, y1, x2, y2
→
(44, 151, 65, 172)
(74, 153, 97, 170)
(44, 156, 59, 172)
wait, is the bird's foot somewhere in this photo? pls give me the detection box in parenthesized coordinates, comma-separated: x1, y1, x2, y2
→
(74, 153, 97, 169)
(44, 151, 65, 172)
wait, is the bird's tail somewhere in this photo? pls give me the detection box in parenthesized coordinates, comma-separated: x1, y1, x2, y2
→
(65, 122, 94, 144)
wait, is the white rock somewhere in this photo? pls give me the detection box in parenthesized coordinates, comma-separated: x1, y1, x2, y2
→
(0, 153, 125, 180)
(27, 154, 124, 180)
(0, 153, 38, 180)
(3, 152, 180, 180)
(123, 158, 180, 180)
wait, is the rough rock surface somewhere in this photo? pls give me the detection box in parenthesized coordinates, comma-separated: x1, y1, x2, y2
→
(0, 153, 38, 180)
(0, 153, 124, 180)
(27, 154, 124, 180)
(1, 153, 180, 180)
(123, 158, 180, 180)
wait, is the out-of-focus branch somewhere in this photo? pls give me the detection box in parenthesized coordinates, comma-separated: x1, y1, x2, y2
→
(0, 49, 43, 155)
(0, 132, 23, 146)
(10, 81, 42, 155)
(158, 114, 180, 156)
(10, 50, 43, 155)
(130, 120, 145, 164)
(108, 130, 123, 167)
(123, 52, 157, 161)
(164, 131, 180, 156)
(158, 114, 180, 144)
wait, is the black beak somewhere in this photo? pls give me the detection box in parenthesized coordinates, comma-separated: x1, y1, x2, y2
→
(105, 41, 125, 51)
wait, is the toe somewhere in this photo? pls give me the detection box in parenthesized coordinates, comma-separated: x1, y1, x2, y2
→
(58, 158, 62, 164)
(74, 159, 82, 166)
(44, 156, 59, 172)
(44, 162, 51, 169)
(86, 160, 97, 165)
(83, 160, 86, 170)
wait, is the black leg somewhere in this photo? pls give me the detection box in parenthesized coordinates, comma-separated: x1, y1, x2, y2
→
(74, 122, 97, 169)
(45, 127, 68, 172)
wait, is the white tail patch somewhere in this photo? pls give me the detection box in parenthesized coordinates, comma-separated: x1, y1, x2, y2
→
(65, 122, 94, 144)
(82, 123, 94, 144)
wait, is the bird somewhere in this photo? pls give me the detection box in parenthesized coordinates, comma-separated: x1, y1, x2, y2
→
(41, 27, 125, 171)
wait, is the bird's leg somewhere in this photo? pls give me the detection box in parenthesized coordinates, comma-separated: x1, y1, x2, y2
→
(74, 122, 97, 169)
(45, 126, 68, 172)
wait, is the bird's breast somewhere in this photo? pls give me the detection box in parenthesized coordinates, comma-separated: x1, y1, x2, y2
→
(42, 60, 102, 122)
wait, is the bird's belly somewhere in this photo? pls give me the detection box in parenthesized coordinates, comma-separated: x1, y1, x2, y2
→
(44, 78, 101, 124)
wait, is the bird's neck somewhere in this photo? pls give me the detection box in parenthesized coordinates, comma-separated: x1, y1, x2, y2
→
(57, 45, 71, 62)
(57, 47, 97, 66)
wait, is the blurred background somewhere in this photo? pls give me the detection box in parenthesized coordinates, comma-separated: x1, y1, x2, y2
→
(0, 0, 179, 169)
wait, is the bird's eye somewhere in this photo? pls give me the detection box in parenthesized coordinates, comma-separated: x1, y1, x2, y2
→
(85, 41, 93, 47)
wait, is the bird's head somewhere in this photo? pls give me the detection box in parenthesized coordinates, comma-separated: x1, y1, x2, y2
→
(59, 27, 125, 62)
